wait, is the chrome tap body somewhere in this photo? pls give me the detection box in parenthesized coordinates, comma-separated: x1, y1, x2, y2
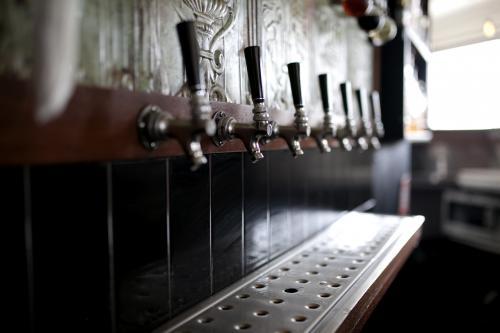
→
(212, 46, 273, 162)
(137, 21, 215, 171)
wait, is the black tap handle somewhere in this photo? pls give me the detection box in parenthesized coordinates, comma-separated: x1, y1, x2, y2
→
(318, 74, 330, 112)
(176, 21, 201, 92)
(244, 46, 264, 103)
(355, 88, 370, 120)
(370, 90, 382, 121)
(340, 81, 353, 118)
(287, 62, 303, 108)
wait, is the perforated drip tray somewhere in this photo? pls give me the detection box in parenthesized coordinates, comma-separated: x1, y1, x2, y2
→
(155, 212, 424, 333)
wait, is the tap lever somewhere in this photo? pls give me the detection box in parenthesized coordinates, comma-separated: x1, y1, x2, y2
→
(340, 81, 357, 138)
(355, 88, 373, 137)
(370, 90, 385, 138)
(244, 46, 264, 103)
(318, 73, 330, 112)
(176, 21, 202, 92)
(287, 62, 303, 108)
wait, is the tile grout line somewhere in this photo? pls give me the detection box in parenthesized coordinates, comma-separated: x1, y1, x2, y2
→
(241, 153, 246, 276)
(166, 159, 172, 319)
(23, 166, 35, 333)
(209, 155, 214, 295)
(105, 163, 117, 333)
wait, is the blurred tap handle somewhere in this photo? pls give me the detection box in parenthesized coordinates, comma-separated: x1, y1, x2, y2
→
(318, 73, 330, 112)
(244, 46, 265, 104)
(340, 81, 354, 119)
(176, 21, 202, 92)
(287, 62, 303, 108)
(355, 88, 370, 121)
(370, 90, 385, 137)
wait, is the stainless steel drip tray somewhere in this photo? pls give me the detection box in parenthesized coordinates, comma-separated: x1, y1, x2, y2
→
(155, 212, 424, 333)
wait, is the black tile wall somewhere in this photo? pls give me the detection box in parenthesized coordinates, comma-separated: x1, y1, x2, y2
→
(243, 154, 270, 273)
(2, 167, 29, 333)
(11, 147, 375, 332)
(211, 153, 243, 292)
(30, 164, 110, 333)
(112, 160, 169, 333)
(169, 157, 211, 315)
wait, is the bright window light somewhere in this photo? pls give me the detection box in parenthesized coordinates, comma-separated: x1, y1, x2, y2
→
(428, 39, 500, 130)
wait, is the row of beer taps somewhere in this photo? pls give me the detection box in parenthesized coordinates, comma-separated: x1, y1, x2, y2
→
(137, 21, 385, 171)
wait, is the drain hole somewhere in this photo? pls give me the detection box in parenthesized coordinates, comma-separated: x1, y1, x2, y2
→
(353, 259, 364, 263)
(270, 298, 284, 304)
(346, 266, 357, 271)
(280, 267, 290, 272)
(254, 310, 269, 317)
(317, 263, 327, 267)
(237, 294, 250, 299)
(326, 256, 336, 260)
(302, 253, 309, 257)
(253, 283, 266, 289)
(338, 274, 350, 279)
(274, 330, 291, 333)
(197, 317, 213, 324)
(292, 260, 300, 264)
(292, 315, 307, 322)
(312, 247, 319, 252)
(306, 303, 320, 309)
(362, 252, 371, 256)
(218, 305, 233, 310)
(235, 323, 251, 330)
(284, 288, 299, 294)
(267, 275, 279, 280)
(306, 271, 318, 275)
(296, 279, 309, 284)
(328, 282, 341, 288)
(318, 293, 331, 298)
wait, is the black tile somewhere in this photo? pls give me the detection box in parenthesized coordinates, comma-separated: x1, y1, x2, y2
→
(290, 153, 307, 247)
(2, 167, 29, 333)
(304, 149, 323, 236)
(243, 154, 269, 273)
(269, 151, 291, 259)
(112, 160, 169, 332)
(331, 150, 350, 211)
(31, 164, 111, 333)
(170, 157, 210, 315)
(211, 153, 243, 293)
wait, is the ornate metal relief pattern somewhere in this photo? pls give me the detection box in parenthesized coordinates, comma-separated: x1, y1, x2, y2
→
(261, 0, 313, 124)
(313, 1, 349, 126)
(177, 0, 238, 102)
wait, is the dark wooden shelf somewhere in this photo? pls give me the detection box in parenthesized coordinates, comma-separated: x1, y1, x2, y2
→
(0, 79, 323, 165)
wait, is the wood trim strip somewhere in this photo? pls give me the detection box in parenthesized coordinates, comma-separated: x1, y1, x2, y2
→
(0, 79, 322, 165)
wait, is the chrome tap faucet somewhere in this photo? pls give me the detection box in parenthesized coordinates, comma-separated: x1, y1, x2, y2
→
(355, 88, 373, 150)
(265, 62, 311, 157)
(137, 21, 215, 171)
(310, 74, 337, 153)
(369, 90, 384, 148)
(339, 81, 357, 151)
(212, 46, 273, 162)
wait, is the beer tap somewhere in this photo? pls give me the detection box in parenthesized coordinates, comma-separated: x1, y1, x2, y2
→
(338, 81, 357, 151)
(137, 21, 215, 171)
(354, 88, 372, 150)
(212, 46, 273, 162)
(369, 90, 384, 148)
(264, 62, 311, 157)
(310, 74, 337, 153)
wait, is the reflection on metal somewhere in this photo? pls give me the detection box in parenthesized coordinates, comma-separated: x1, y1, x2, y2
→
(155, 212, 423, 333)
